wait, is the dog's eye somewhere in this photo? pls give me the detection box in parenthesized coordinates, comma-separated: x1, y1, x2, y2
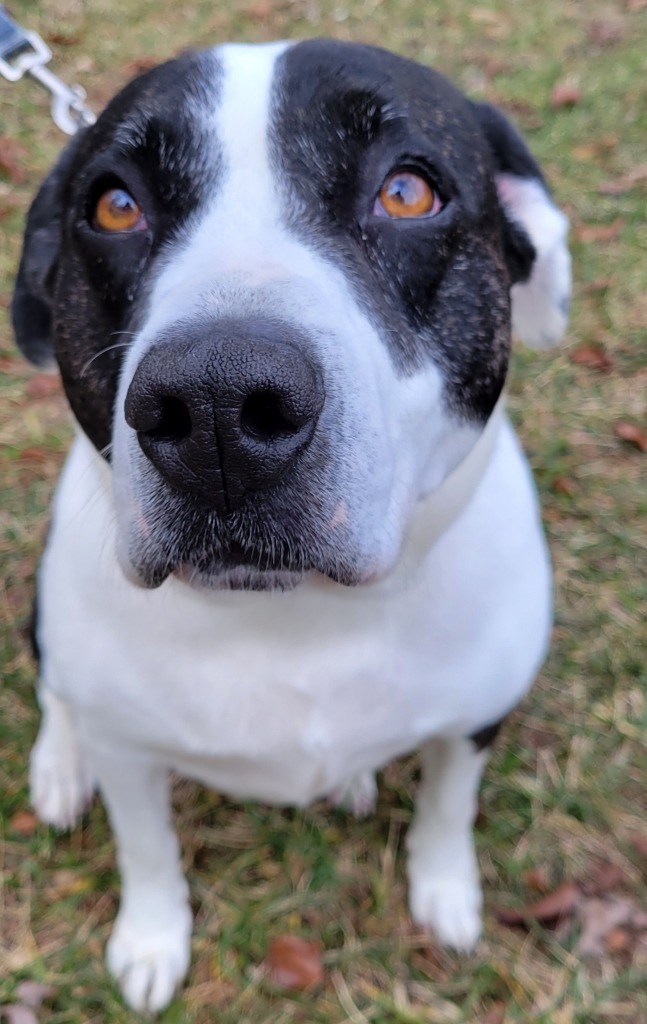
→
(375, 170, 442, 219)
(93, 188, 146, 233)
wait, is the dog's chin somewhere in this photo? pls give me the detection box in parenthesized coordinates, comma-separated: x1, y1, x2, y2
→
(174, 563, 304, 592)
(119, 550, 373, 593)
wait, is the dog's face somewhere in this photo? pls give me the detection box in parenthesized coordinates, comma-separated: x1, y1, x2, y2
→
(13, 40, 570, 591)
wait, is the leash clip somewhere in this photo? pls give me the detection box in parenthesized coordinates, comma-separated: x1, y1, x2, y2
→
(0, 5, 95, 134)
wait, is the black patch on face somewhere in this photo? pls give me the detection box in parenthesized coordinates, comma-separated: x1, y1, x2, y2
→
(271, 39, 515, 421)
(46, 50, 223, 453)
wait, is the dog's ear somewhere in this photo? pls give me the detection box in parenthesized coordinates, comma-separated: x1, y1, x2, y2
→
(471, 101, 571, 349)
(11, 134, 86, 368)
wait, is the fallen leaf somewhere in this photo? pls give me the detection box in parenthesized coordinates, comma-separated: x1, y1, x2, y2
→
(581, 861, 627, 897)
(522, 866, 551, 892)
(495, 880, 580, 928)
(572, 134, 618, 160)
(25, 373, 61, 399)
(0, 137, 28, 184)
(483, 1002, 506, 1024)
(263, 935, 324, 991)
(577, 218, 625, 244)
(581, 277, 612, 294)
(605, 927, 633, 953)
(0, 1006, 38, 1024)
(614, 421, 647, 453)
(9, 810, 38, 836)
(245, 0, 272, 19)
(550, 81, 582, 108)
(45, 29, 84, 45)
(599, 164, 647, 195)
(18, 447, 50, 465)
(588, 18, 625, 45)
(122, 57, 159, 77)
(552, 475, 576, 496)
(630, 835, 647, 859)
(577, 897, 636, 957)
(14, 984, 54, 1010)
(569, 344, 614, 372)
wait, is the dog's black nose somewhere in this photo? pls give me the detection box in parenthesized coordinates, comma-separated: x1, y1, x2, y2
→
(124, 320, 325, 512)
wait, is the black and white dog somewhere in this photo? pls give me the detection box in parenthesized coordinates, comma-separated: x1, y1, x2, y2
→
(13, 39, 570, 1012)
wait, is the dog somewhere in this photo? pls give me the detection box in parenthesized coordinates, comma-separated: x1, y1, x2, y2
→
(12, 38, 570, 1012)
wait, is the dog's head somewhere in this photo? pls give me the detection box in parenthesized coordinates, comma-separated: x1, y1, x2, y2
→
(13, 40, 570, 591)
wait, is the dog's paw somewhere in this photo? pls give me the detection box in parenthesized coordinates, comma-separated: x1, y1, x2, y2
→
(407, 869, 483, 952)
(328, 771, 378, 817)
(30, 723, 94, 830)
(107, 903, 192, 1013)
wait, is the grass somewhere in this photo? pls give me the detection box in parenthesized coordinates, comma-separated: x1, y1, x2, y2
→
(1, 0, 646, 1021)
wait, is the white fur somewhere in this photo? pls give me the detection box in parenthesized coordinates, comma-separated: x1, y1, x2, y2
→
(497, 174, 571, 349)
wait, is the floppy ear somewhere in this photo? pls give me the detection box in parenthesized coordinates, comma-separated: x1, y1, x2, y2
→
(11, 134, 86, 368)
(471, 101, 571, 349)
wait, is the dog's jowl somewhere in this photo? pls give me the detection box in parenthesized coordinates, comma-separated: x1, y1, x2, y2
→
(13, 39, 570, 1012)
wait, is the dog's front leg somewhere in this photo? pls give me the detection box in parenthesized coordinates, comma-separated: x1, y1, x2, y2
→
(91, 749, 192, 1013)
(406, 736, 488, 952)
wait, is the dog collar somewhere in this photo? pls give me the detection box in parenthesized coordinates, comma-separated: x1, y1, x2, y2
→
(401, 393, 506, 569)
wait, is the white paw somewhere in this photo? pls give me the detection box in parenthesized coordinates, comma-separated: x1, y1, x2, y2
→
(328, 771, 378, 818)
(30, 726, 94, 830)
(408, 869, 483, 952)
(107, 903, 192, 1013)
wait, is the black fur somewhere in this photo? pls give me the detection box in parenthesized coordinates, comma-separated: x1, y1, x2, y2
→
(12, 49, 223, 455)
(272, 40, 542, 421)
(470, 717, 505, 751)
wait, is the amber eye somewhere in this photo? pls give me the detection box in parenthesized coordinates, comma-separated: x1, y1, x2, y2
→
(94, 187, 146, 232)
(375, 170, 442, 219)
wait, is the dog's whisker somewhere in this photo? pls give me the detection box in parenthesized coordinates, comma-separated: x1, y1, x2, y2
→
(80, 343, 131, 378)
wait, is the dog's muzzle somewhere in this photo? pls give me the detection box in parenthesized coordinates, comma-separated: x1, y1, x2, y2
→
(124, 318, 325, 514)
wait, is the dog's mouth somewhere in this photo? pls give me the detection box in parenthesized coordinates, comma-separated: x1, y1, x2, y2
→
(118, 498, 374, 592)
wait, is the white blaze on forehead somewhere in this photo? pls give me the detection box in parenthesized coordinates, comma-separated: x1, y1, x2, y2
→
(214, 41, 291, 202)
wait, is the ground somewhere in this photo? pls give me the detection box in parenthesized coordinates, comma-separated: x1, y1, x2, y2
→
(0, 1, 646, 1022)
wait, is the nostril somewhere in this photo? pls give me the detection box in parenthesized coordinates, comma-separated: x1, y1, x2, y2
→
(145, 396, 192, 442)
(240, 390, 301, 442)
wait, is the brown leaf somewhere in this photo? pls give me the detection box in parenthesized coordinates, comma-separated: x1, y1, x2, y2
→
(495, 880, 580, 928)
(45, 29, 84, 46)
(577, 218, 625, 244)
(577, 897, 636, 957)
(245, 0, 273, 19)
(588, 18, 625, 46)
(581, 277, 612, 294)
(569, 344, 614, 372)
(522, 866, 551, 892)
(599, 164, 647, 195)
(552, 475, 576, 496)
(14, 983, 54, 1010)
(9, 810, 39, 836)
(550, 81, 582, 108)
(614, 421, 647, 453)
(122, 57, 159, 77)
(630, 834, 647, 859)
(0, 137, 28, 184)
(605, 927, 633, 953)
(581, 861, 627, 897)
(263, 935, 324, 991)
(25, 373, 61, 399)
(0, 1006, 39, 1024)
(483, 1003, 506, 1024)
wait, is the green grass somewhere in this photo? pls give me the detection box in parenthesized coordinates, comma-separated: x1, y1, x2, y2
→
(1, 1, 646, 1021)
